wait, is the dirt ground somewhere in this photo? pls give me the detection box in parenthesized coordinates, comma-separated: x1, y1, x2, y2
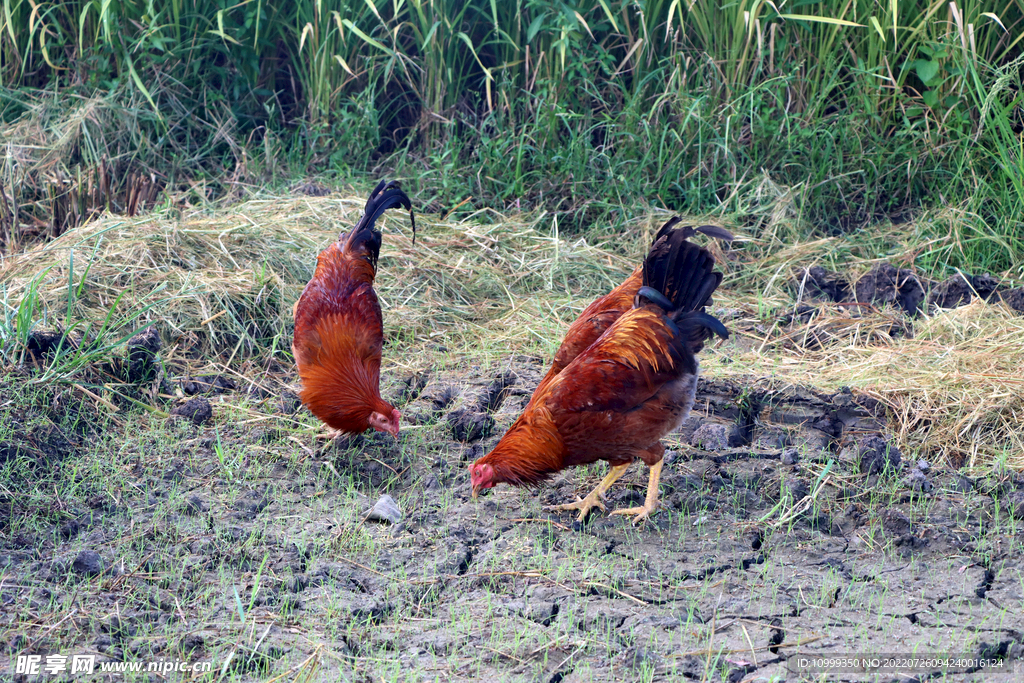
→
(2, 351, 1023, 682)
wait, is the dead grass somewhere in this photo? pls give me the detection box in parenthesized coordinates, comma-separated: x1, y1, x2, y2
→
(0, 194, 643, 374)
(704, 298, 1024, 471)
(1, 192, 1022, 471)
(792, 301, 1024, 470)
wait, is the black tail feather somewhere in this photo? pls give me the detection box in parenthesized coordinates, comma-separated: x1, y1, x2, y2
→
(639, 219, 729, 346)
(641, 229, 721, 314)
(343, 180, 417, 267)
(636, 286, 675, 311)
(651, 219, 734, 247)
(678, 311, 729, 340)
(652, 217, 683, 244)
(673, 310, 729, 354)
(691, 224, 734, 242)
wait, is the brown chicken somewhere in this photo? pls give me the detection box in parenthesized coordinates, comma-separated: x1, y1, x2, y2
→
(469, 224, 729, 523)
(292, 180, 415, 437)
(532, 219, 732, 399)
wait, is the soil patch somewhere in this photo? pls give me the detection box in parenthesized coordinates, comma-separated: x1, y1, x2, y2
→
(2, 357, 1022, 681)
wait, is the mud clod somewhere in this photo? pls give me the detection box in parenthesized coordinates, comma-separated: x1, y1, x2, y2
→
(234, 494, 271, 520)
(929, 273, 1001, 309)
(951, 475, 975, 493)
(26, 329, 77, 359)
(857, 434, 901, 474)
(170, 397, 213, 426)
(474, 372, 517, 412)
(126, 326, 161, 382)
(1005, 490, 1024, 519)
(677, 655, 704, 679)
(182, 375, 236, 395)
(904, 468, 933, 493)
(349, 598, 391, 625)
(59, 519, 80, 540)
(432, 386, 459, 411)
(94, 634, 113, 653)
(179, 634, 205, 654)
(795, 266, 851, 302)
(182, 495, 206, 516)
(881, 509, 911, 536)
(690, 423, 729, 451)
(998, 287, 1024, 314)
(72, 550, 105, 577)
(855, 263, 926, 316)
(104, 615, 137, 642)
(447, 408, 494, 442)
(784, 477, 809, 501)
(396, 372, 430, 404)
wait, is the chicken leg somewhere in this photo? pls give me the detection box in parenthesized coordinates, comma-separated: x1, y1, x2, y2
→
(547, 463, 630, 521)
(609, 459, 663, 525)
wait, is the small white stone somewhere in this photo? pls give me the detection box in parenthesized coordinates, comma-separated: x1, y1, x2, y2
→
(365, 494, 402, 524)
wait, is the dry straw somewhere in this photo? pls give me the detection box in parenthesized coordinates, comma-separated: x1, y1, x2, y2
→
(1, 193, 1021, 470)
(707, 299, 1024, 472)
(0, 193, 639, 367)
(821, 301, 1024, 471)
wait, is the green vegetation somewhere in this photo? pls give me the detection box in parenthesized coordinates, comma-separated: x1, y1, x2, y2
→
(3, 0, 1024, 274)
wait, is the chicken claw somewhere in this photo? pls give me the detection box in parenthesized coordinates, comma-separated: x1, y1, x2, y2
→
(546, 463, 630, 521)
(314, 429, 345, 442)
(609, 502, 658, 526)
(546, 493, 607, 521)
(609, 460, 663, 526)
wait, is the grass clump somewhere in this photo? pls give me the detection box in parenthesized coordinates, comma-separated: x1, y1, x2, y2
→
(2, 0, 1024, 277)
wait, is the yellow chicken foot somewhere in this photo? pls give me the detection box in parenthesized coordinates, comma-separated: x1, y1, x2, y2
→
(547, 463, 630, 521)
(313, 429, 344, 442)
(313, 429, 353, 458)
(609, 459, 663, 525)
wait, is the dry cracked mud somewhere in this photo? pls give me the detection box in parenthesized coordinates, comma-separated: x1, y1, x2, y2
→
(2, 356, 1023, 682)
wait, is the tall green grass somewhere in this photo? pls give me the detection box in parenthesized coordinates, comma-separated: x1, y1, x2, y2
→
(2, 0, 1023, 273)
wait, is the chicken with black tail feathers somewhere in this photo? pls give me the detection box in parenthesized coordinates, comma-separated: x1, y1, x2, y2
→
(469, 219, 730, 524)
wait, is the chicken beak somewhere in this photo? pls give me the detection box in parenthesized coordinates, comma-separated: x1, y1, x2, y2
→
(471, 483, 480, 500)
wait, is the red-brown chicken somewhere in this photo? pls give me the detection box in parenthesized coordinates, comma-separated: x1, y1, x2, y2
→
(469, 224, 729, 523)
(531, 219, 732, 399)
(292, 180, 415, 437)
